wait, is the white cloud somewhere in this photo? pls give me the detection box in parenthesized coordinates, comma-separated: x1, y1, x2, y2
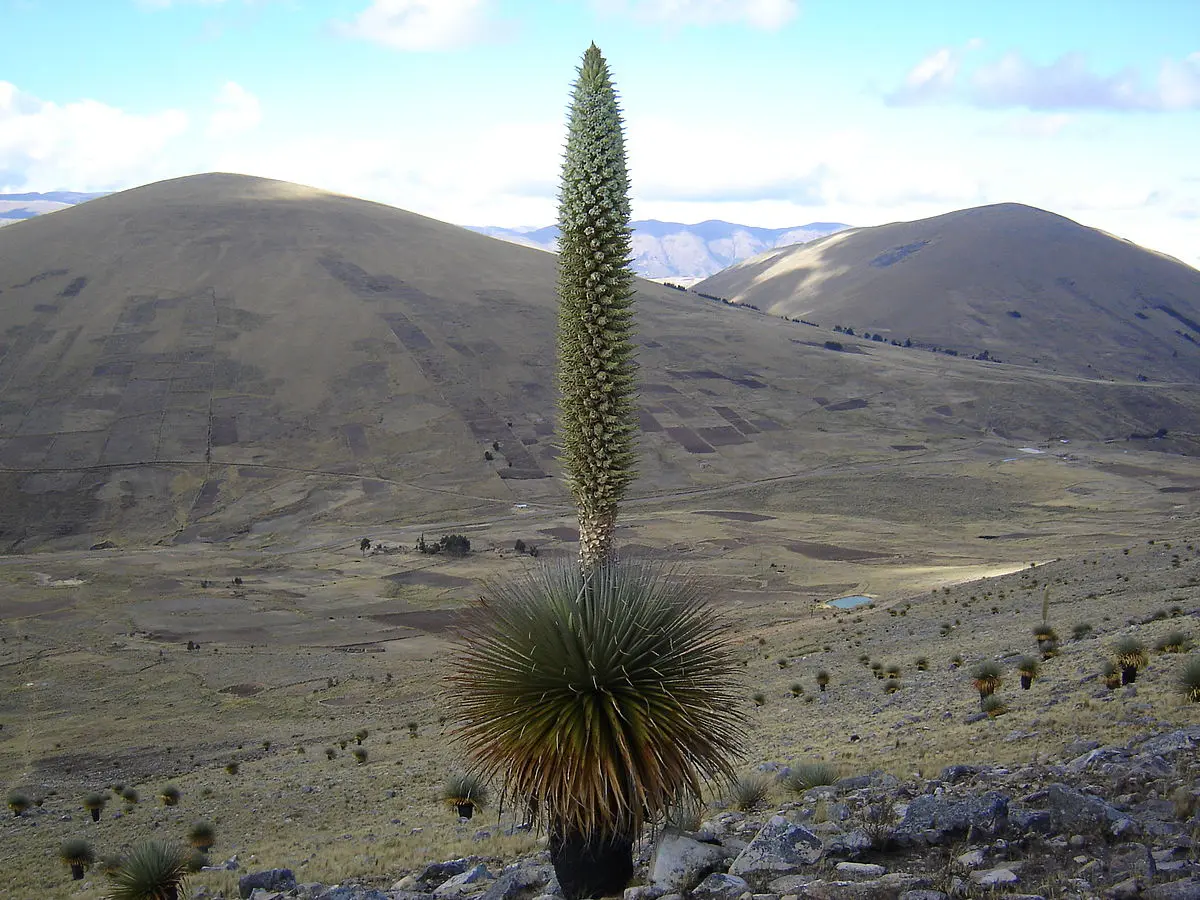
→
(0, 81, 189, 192)
(592, 0, 798, 30)
(332, 0, 493, 51)
(206, 81, 261, 138)
(888, 46, 1200, 112)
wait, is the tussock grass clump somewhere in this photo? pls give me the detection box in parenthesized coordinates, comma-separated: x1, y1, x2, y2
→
(884, 663, 901, 678)
(352, 747, 368, 764)
(915, 656, 929, 671)
(1156, 630, 1190, 654)
(60, 838, 95, 880)
(884, 678, 901, 694)
(783, 762, 838, 794)
(121, 787, 139, 805)
(1072, 622, 1094, 640)
(816, 670, 830, 691)
(982, 696, 1009, 718)
(728, 773, 771, 811)
(752, 692, 767, 707)
(159, 785, 181, 807)
(789, 682, 804, 697)
(1179, 655, 1200, 703)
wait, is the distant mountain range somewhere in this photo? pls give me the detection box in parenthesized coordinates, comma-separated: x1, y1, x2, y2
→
(469, 220, 851, 282)
(0, 191, 108, 225)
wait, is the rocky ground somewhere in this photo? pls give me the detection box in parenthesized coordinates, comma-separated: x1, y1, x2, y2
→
(210, 723, 1200, 900)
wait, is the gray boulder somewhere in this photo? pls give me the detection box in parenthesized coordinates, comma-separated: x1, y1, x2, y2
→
(729, 815, 822, 886)
(649, 828, 729, 892)
(435, 864, 494, 900)
(240, 869, 297, 898)
(893, 791, 1009, 845)
(1040, 784, 1139, 837)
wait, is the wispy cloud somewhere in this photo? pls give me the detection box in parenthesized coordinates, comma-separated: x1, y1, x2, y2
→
(332, 0, 495, 51)
(206, 81, 261, 138)
(592, 0, 799, 30)
(888, 45, 1200, 112)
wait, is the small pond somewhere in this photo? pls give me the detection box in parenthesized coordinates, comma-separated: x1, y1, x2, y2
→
(827, 595, 874, 610)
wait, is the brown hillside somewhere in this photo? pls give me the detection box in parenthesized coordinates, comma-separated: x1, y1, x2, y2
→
(0, 177, 1197, 549)
(695, 203, 1200, 383)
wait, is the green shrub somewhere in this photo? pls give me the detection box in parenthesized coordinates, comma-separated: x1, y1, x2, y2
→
(158, 786, 181, 807)
(1072, 622, 1093, 640)
(121, 787, 139, 805)
(352, 747, 368, 764)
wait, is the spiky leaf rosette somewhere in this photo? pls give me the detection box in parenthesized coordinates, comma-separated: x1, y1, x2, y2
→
(106, 840, 188, 900)
(556, 43, 638, 570)
(451, 561, 745, 839)
(442, 773, 490, 810)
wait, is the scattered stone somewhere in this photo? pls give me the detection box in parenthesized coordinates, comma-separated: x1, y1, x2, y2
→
(692, 873, 752, 900)
(970, 867, 1018, 887)
(240, 869, 297, 899)
(729, 816, 823, 886)
(835, 863, 886, 879)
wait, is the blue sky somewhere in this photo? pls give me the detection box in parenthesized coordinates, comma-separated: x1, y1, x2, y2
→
(1, 0, 1198, 266)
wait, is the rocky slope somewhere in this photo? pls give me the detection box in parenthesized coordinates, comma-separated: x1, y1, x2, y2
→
(219, 724, 1200, 900)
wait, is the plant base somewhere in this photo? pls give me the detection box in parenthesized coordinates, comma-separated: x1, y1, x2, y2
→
(456, 803, 474, 820)
(549, 827, 633, 900)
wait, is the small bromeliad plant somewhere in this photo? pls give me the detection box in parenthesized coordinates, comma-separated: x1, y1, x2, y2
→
(1102, 660, 1122, 690)
(84, 791, 108, 822)
(158, 785, 181, 807)
(1016, 656, 1040, 690)
(7, 791, 30, 817)
(105, 840, 188, 900)
(971, 661, 1003, 708)
(60, 838, 95, 880)
(1113, 636, 1148, 684)
(442, 772, 490, 820)
(1033, 623, 1058, 651)
(187, 821, 215, 853)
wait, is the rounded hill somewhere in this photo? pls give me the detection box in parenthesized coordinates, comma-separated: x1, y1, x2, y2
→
(695, 203, 1200, 383)
(1, 176, 1197, 548)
